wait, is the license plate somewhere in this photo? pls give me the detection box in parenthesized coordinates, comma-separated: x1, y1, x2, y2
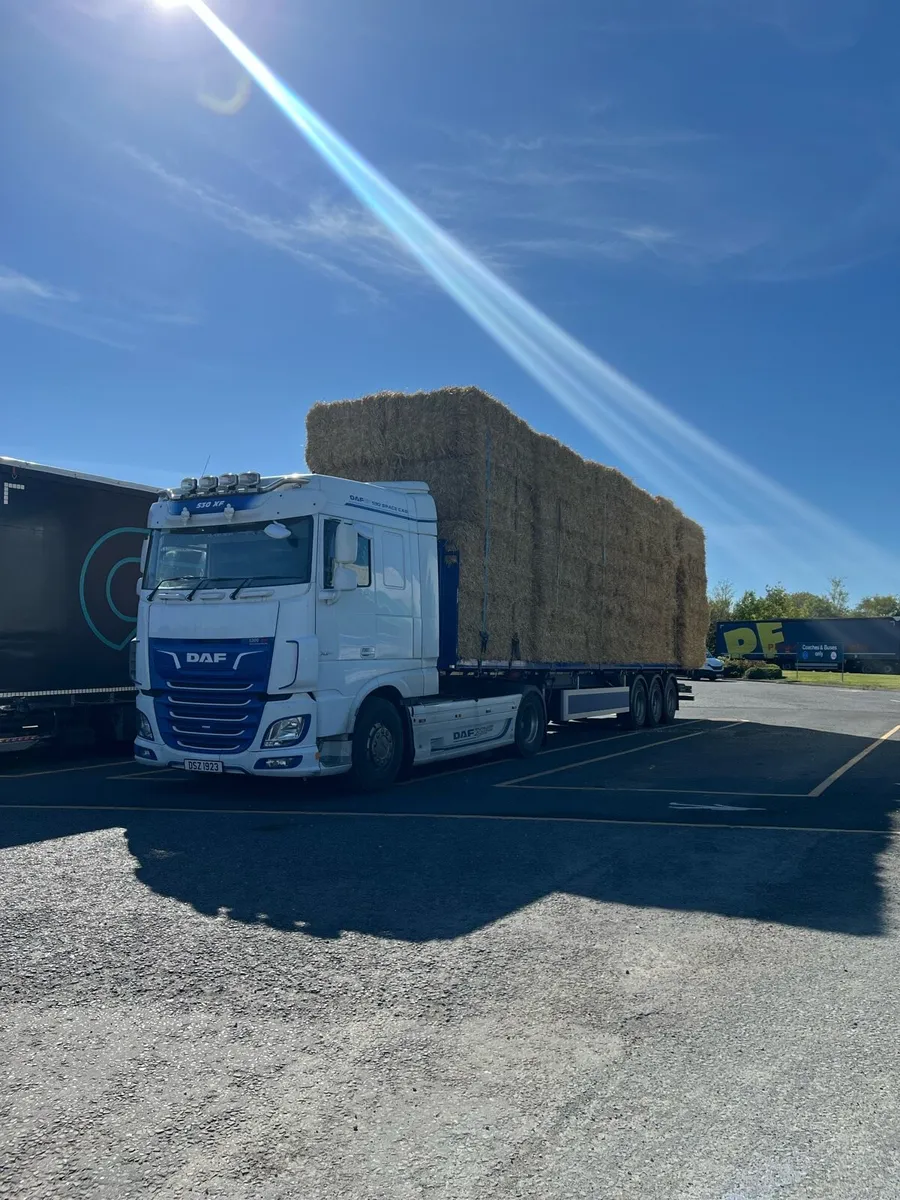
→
(184, 760, 223, 774)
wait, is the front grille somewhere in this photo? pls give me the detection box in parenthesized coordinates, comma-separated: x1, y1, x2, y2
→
(149, 639, 273, 755)
(155, 679, 264, 753)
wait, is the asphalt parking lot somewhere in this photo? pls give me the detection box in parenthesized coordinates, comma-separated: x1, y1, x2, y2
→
(3, 681, 900, 1198)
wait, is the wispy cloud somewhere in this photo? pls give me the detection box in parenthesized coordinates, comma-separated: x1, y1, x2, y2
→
(699, 0, 873, 54)
(0, 265, 201, 348)
(582, 0, 871, 53)
(0, 267, 78, 306)
(121, 147, 426, 301)
(415, 104, 900, 283)
(0, 265, 129, 347)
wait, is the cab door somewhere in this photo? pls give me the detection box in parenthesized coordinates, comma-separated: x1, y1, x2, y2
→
(375, 528, 414, 663)
(315, 518, 378, 682)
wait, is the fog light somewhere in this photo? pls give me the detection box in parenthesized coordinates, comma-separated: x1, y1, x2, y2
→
(136, 710, 154, 741)
(262, 715, 310, 748)
(254, 756, 304, 770)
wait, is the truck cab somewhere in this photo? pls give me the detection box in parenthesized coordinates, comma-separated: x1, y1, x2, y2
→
(133, 471, 468, 785)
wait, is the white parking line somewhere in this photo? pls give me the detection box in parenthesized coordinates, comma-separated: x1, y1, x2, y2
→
(508, 784, 800, 798)
(400, 720, 702, 784)
(669, 802, 766, 812)
(107, 767, 185, 781)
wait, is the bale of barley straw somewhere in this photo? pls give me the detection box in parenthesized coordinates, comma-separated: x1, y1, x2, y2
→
(305, 387, 707, 667)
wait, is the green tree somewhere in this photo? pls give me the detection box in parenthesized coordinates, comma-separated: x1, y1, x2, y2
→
(827, 577, 851, 616)
(854, 594, 900, 617)
(706, 580, 735, 652)
(789, 591, 837, 618)
(731, 589, 761, 621)
(732, 583, 805, 621)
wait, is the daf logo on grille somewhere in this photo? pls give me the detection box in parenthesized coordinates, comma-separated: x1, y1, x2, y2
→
(187, 652, 227, 664)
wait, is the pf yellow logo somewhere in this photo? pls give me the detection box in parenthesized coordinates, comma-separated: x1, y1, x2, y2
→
(723, 622, 786, 659)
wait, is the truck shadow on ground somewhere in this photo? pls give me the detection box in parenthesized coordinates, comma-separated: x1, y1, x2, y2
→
(127, 717, 900, 939)
(4, 720, 900, 941)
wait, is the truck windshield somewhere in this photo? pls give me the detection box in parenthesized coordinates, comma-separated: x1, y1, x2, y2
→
(144, 516, 313, 591)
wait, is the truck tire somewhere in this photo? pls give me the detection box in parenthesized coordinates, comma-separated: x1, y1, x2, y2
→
(617, 677, 648, 730)
(348, 697, 405, 792)
(647, 675, 664, 727)
(661, 676, 678, 724)
(513, 688, 546, 758)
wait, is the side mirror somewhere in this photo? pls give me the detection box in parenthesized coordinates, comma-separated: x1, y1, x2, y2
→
(332, 565, 358, 592)
(333, 522, 358, 564)
(264, 522, 292, 540)
(135, 576, 143, 596)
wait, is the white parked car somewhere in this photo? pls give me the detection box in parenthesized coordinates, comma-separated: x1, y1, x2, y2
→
(683, 655, 725, 681)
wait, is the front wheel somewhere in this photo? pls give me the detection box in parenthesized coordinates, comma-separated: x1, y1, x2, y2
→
(348, 697, 405, 792)
(514, 688, 546, 758)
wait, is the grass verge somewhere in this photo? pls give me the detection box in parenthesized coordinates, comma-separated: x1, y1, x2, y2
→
(781, 672, 900, 691)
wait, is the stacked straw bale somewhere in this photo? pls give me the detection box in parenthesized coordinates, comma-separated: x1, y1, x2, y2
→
(305, 387, 707, 667)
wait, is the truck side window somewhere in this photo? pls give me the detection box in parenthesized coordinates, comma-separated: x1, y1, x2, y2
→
(323, 519, 371, 588)
(352, 538, 371, 588)
(383, 532, 406, 589)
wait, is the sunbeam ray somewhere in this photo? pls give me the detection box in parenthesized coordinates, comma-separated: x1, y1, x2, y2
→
(170, 0, 897, 588)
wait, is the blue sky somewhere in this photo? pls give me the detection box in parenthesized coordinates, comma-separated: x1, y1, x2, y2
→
(2, 0, 899, 598)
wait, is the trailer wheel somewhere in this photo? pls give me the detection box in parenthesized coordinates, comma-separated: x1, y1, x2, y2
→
(514, 688, 546, 758)
(617, 676, 648, 730)
(661, 676, 678, 724)
(647, 676, 664, 727)
(348, 697, 404, 792)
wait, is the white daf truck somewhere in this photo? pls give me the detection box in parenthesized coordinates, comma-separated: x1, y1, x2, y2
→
(132, 471, 688, 789)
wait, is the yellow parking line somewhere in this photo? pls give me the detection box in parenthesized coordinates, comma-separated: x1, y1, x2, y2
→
(0, 801, 895, 837)
(808, 723, 900, 797)
(2, 759, 127, 780)
(497, 721, 744, 788)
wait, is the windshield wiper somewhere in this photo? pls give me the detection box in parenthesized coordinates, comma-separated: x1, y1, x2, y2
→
(229, 578, 254, 600)
(229, 577, 305, 598)
(187, 577, 254, 601)
(147, 576, 199, 603)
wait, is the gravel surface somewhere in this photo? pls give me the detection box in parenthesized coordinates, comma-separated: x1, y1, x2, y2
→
(3, 684, 900, 1199)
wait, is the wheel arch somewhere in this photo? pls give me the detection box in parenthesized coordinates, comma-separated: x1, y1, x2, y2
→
(348, 676, 413, 730)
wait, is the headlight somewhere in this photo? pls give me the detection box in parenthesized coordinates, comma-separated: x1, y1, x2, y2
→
(262, 715, 310, 748)
(136, 710, 154, 741)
